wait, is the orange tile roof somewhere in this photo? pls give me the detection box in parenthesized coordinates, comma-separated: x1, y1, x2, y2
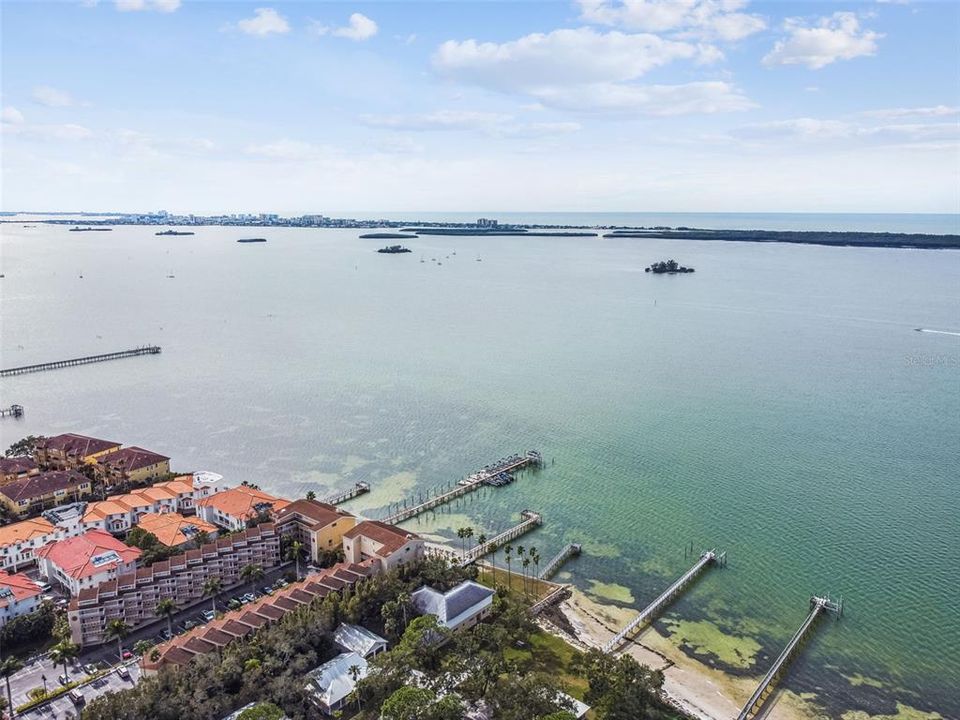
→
(152, 479, 194, 495)
(195, 486, 289, 520)
(35, 529, 141, 580)
(343, 520, 420, 555)
(135, 512, 217, 547)
(134, 486, 178, 503)
(82, 500, 130, 522)
(0, 572, 42, 609)
(0, 517, 57, 547)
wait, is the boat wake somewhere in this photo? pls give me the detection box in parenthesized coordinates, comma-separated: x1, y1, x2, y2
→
(915, 328, 960, 337)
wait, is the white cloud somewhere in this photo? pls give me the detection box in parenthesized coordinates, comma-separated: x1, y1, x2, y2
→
(114, 0, 181, 11)
(534, 80, 754, 114)
(359, 110, 512, 131)
(763, 12, 882, 69)
(433, 28, 748, 115)
(32, 85, 74, 107)
(333, 13, 378, 41)
(577, 0, 766, 41)
(860, 105, 958, 119)
(731, 117, 959, 148)
(1, 107, 25, 125)
(236, 8, 290, 36)
(307, 19, 329, 36)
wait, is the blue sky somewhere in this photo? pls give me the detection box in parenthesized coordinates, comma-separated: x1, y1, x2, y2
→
(2, 0, 958, 213)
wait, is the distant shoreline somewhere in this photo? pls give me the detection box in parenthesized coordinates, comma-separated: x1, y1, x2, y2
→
(6, 217, 959, 249)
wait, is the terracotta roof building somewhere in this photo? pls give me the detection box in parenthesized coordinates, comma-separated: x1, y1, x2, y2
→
(0, 517, 61, 572)
(197, 486, 290, 532)
(95, 446, 171, 485)
(0, 456, 39, 486)
(0, 572, 43, 627)
(135, 512, 218, 548)
(0, 470, 92, 518)
(35, 528, 141, 595)
(342, 521, 424, 574)
(35, 434, 121, 470)
(68, 524, 281, 647)
(274, 499, 356, 564)
(140, 561, 373, 674)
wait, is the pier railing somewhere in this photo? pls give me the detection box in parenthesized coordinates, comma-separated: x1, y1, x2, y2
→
(1, 346, 161, 377)
(539, 543, 582, 580)
(603, 549, 725, 653)
(321, 482, 370, 506)
(459, 510, 542, 566)
(736, 595, 842, 720)
(529, 584, 573, 616)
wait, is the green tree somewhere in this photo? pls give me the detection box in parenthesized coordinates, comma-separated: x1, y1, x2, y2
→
(203, 577, 222, 616)
(155, 598, 178, 637)
(380, 686, 436, 720)
(240, 563, 265, 596)
(348, 664, 363, 711)
(106, 619, 131, 661)
(49, 640, 79, 683)
(236, 702, 285, 720)
(5, 435, 44, 458)
(503, 544, 514, 591)
(287, 540, 304, 579)
(133, 639, 154, 657)
(0, 656, 23, 719)
(305, 491, 316, 501)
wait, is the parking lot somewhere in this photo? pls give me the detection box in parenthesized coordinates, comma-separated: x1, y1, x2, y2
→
(18, 662, 141, 720)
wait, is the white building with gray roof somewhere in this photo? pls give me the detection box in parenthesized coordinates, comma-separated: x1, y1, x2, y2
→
(411, 580, 495, 631)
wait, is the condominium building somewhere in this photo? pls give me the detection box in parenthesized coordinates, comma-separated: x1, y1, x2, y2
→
(95, 446, 171, 486)
(342, 521, 424, 573)
(0, 470, 93, 518)
(0, 517, 62, 571)
(197, 486, 290, 531)
(0, 456, 38, 486)
(274, 499, 356, 564)
(36, 529, 142, 596)
(0, 572, 43, 627)
(68, 523, 281, 646)
(34, 434, 121, 471)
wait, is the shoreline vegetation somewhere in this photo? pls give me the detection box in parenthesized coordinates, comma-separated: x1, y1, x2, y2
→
(9, 215, 958, 248)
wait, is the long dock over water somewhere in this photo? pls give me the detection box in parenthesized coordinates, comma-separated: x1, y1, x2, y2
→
(737, 595, 843, 720)
(604, 549, 726, 653)
(459, 510, 542, 566)
(0, 405, 24, 419)
(381, 450, 543, 525)
(0, 346, 161, 377)
(322, 481, 370, 505)
(539, 543, 582, 580)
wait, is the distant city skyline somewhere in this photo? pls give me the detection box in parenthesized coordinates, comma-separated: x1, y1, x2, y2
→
(1, 1, 958, 213)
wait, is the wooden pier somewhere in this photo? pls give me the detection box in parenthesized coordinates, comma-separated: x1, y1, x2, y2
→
(737, 595, 843, 720)
(539, 543, 582, 580)
(0, 346, 161, 377)
(459, 510, 542, 567)
(0, 404, 24, 419)
(529, 583, 573, 616)
(603, 549, 726, 653)
(381, 450, 543, 525)
(322, 481, 370, 505)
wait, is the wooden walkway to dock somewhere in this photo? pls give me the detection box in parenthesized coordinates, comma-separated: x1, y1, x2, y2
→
(539, 543, 581, 580)
(381, 450, 543, 525)
(529, 583, 573, 616)
(604, 549, 726, 653)
(322, 481, 370, 505)
(459, 510, 542, 567)
(0, 405, 24, 419)
(737, 595, 843, 720)
(1, 346, 161, 377)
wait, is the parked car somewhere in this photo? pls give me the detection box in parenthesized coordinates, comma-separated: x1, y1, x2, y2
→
(183, 620, 198, 630)
(227, 598, 241, 610)
(201, 609, 216, 622)
(33, 581, 52, 592)
(240, 593, 255, 604)
(58, 674, 69, 686)
(160, 629, 172, 640)
(261, 586, 274, 596)
(68, 690, 85, 705)
(121, 649, 133, 660)
(83, 663, 98, 674)
(116, 666, 131, 680)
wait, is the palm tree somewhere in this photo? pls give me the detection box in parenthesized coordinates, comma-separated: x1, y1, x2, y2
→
(192, 530, 210, 549)
(305, 490, 316, 501)
(348, 664, 362, 711)
(396, 591, 411, 629)
(476, 534, 487, 578)
(531, 549, 541, 584)
(287, 540, 304, 579)
(522, 557, 531, 596)
(106, 619, 131, 662)
(240, 563, 264, 596)
(456, 527, 467, 556)
(49, 641, 78, 683)
(202, 577, 222, 616)
(504, 544, 514, 591)
(0, 656, 23, 719)
(155, 598, 178, 637)
(517, 546, 526, 593)
(465, 526, 474, 551)
(133, 640, 154, 657)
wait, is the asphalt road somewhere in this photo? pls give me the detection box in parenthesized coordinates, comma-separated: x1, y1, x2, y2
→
(6, 562, 294, 718)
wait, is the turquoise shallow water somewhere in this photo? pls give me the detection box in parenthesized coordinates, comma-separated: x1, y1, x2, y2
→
(1, 220, 958, 716)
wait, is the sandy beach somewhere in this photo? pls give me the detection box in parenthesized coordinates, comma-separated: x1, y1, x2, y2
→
(542, 589, 819, 720)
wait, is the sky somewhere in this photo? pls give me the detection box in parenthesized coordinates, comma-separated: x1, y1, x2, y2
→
(1, 0, 958, 214)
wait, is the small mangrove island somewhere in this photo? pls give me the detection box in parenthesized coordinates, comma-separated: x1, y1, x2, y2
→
(377, 244, 412, 254)
(646, 259, 695, 274)
(360, 232, 417, 239)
